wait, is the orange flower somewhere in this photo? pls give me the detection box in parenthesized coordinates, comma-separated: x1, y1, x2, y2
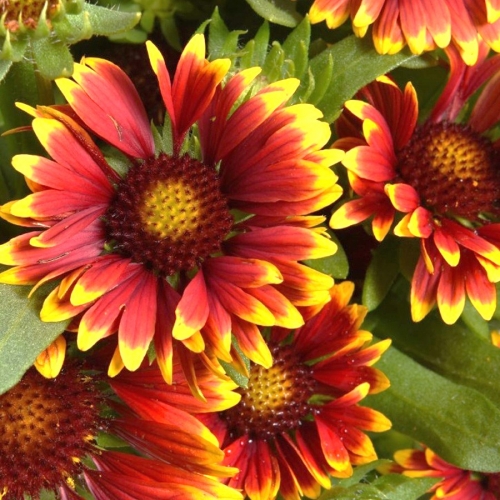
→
(309, 0, 500, 65)
(197, 282, 391, 500)
(390, 446, 500, 499)
(0, 34, 342, 383)
(331, 43, 500, 324)
(0, 358, 241, 500)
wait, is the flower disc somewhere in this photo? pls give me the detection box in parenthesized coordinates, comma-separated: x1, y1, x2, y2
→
(397, 121, 500, 220)
(105, 152, 233, 277)
(0, 365, 102, 500)
(222, 344, 315, 439)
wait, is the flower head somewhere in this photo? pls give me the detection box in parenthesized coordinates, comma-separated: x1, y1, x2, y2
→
(330, 44, 500, 325)
(389, 445, 500, 500)
(0, 355, 241, 499)
(308, 0, 500, 65)
(198, 282, 392, 500)
(0, 0, 139, 80)
(0, 34, 342, 385)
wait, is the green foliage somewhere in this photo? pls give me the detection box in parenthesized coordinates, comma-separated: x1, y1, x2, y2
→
(319, 474, 437, 500)
(206, 13, 425, 124)
(364, 342, 500, 472)
(362, 237, 401, 311)
(304, 230, 349, 280)
(0, 282, 69, 395)
(371, 279, 500, 411)
(245, 0, 302, 27)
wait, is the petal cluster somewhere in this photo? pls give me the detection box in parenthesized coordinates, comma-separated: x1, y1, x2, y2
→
(330, 48, 500, 325)
(309, 0, 500, 64)
(199, 282, 392, 500)
(390, 446, 500, 500)
(0, 34, 342, 383)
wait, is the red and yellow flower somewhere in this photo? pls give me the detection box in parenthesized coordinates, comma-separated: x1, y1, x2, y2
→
(390, 446, 500, 499)
(330, 43, 500, 325)
(0, 356, 241, 500)
(0, 34, 343, 383)
(308, 0, 500, 65)
(196, 282, 392, 500)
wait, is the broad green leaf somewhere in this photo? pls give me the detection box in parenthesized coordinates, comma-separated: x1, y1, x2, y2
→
(303, 230, 348, 279)
(245, 0, 302, 27)
(0, 282, 70, 395)
(370, 280, 500, 410)
(362, 237, 401, 311)
(319, 475, 436, 500)
(311, 36, 418, 123)
(335, 459, 390, 488)
(460, 298, 489, 338)
(364, 344, 500, 472)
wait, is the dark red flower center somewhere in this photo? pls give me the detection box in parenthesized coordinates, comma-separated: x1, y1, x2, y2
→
(105, 153, 233, 277)
(221, 344, 316, 439)
(396, 121, 500, 221)
(0, 365, 102, 500)
(1, 0, 58, 31)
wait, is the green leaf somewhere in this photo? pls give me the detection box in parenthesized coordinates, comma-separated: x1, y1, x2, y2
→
(83, 4, 141, 36)
(245, 0, 302, 27)
(0, 282, 70, 395)
(370, 280, 500, 410)
(364, 343, 500, 472)
(335, 459, 390, 488)
(32, 38, 74, 79)
(207, 7, 245, 59)
(307, 52, 333, 105)
(303, 230, 349, 280)
(362, 237, 401, 311)
(319, 475, 436, 500)
(240, 21, 270, 69)
(219, 336, 250, 388)
(311, 36, 418, 123)
(262, 42, 285, 82)
(282, 16, 310, 80)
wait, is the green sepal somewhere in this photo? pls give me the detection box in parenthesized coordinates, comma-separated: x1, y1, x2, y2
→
(262, 42, 285, 82)
(219, 358, 249, 389)
(32, 38, 74, 78)
(307, 51, 333, 105)
(219, 336, 250, 389)
(244, 0, 302, 27)
(240, 21, 270, 69)
(362, 237, 401, 311)
(82, 4, 141, 37)
(364, 342, 500, 472)
(207, 8, 245, 59)
(1, 33, 28, 66)
(282, 16, 310, 81)
(0, 281, 70, 396)
(95, 431, 130, 449)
